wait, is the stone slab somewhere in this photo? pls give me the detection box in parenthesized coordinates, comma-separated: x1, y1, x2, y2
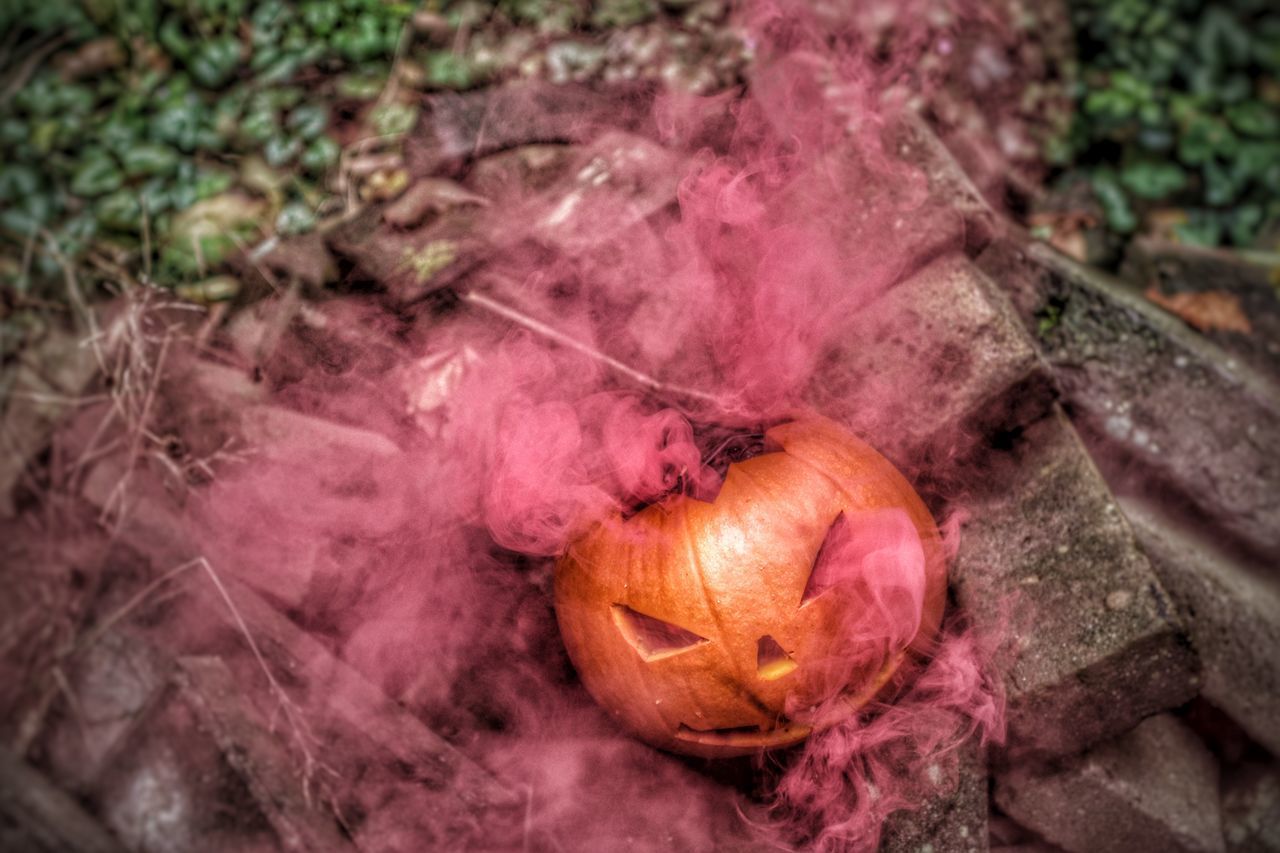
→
(979, 237, 1280, 562)
(404, 80, 656, 179)
(995, 715, 1224, 853)
(176, 656, 355, 852)
(814, 253, 1053, 478)
(881, 742, 989, 853)
(0, 745, 126, 853)
(951, 407, 1199, 760)
(93, 679, 284, 853)
(1122, 499, 1280, 756)
(0, 324, 97, 517)
(886, 110, 998, 258)
(1121, 237, 1280, 381)
(1222, 760, 1280, 853)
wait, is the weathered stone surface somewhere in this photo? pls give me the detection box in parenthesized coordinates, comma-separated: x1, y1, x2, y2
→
(65, 559, 526, 851)
(42, 628, 171, 791)
(952, 408, 1199, 759)
(0, 324, 98, 516)
(814, 254, 1053, 476)
(0, 745, 126, 853)
(334, 130, 682, 301)
(490, 736, 776, 852)
(886, 111, 998, 257)
(979, 237, 1280, 562)
(882, 742, 989, 853)
(512, 130, 683, 256)
(404, 80, 656, 178)
(176, 656, 356, 852)
(325, 197, 488, 301)
(74, 440, 528, 845)
(995, 715, 1224, 853)
(93, 680, 283, 853)
(1121, 237, 1280, 380)
(1222, 760, 1280, 853)
(1122, 499, 1280, 756)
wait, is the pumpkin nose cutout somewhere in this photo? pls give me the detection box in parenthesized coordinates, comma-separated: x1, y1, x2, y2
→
(757, 635, 798, 680)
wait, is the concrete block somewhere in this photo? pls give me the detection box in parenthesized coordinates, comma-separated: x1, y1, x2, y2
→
(979, 237, 1280, 562)
(0, 325, 97, 517)
(1222, 760, 1280, 853)
(176, 656, 354, 852)
(41, 628, 171, 791)
(1122, 499, 1280, 756)
(881, 742, 989, 853)
(404, 81, 655, 178)
(145, 571, 526, 842)
(814, 254, 1053, 475)
(1121, 237, 1280, 381)
(0, 745, 126, 853)
(952, 408, 1199, 759)
(93, 679, 285, 853)
(996, 715, 1224, 853)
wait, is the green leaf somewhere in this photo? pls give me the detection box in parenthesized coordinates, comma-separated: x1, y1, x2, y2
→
(95, 189, 142, 231)
(1173, 211, 1225, 247)
(1120, 161, 1187, 199)
(1202, 160, 1242, 206)
(275, 201, 315, 235)
(1226, 101, 1280, 137)
(189, 36, 242, 88)
(1179, 115, 1235, 165)
(1092, 169, 1138, 233)
(121, 143, 180, 177)
(255, 52, 302, 85)
(263, 134, 301, 167)
(0, 165, 40, 202)
(153, 91, 207, 151)
(1232, 142, 1280, 182)
(1229, 204, 1264, 246)
(287, 104, 329, 140)
(195, 168, 235, 200)
(239, 104, 281, 143)
(424, 51, 483, 90)
(370, 102, 418, 136)
(158, 17, 193, 60)
(300, 136, 339, 173)
(70, 150, 124, 197)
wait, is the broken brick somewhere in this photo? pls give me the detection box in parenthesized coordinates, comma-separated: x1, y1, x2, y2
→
(403, 81, 655, 178)
(951, 408, 1199, 760)
(1122, 500, 1280, 757)
(881, 741, 989, 853)
(814, 254, 1053, 476)
(979, 237, 1280, 562)
(1121, 237, 1280, 381)
(1222, 760, 1280, 853)
(995, 715, 1224, 853)
(0, 745, 126, 853)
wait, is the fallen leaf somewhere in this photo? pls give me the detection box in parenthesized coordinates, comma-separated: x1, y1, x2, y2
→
(1144, 286, 1253, 334)
(56, 37, 125, 80)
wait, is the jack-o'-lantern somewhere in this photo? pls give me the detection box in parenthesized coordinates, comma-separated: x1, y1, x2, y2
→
(554, 417, 946, 758)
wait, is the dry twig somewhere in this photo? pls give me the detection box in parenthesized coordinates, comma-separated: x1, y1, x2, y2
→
(459, 288, 732, 410)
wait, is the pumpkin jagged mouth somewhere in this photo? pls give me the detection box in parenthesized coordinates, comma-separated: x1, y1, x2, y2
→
(674, 721, 812, 748)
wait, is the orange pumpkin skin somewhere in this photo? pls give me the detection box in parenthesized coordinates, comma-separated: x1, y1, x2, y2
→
(554, 417, 947, 758)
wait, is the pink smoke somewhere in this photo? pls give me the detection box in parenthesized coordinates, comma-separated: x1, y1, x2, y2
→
(181, 1, 1010, 849)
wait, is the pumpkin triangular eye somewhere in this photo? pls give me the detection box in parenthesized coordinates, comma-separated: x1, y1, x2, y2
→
(801, 512, 848, 605)
(612, 604, 709, 661)
(757, 635, 797, 680)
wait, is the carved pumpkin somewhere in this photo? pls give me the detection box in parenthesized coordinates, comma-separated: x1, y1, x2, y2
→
(554, 417, 946, 758)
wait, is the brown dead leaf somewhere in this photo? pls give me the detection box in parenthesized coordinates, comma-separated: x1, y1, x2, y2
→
(1144, 286, 1253, 334)
(55, 37, 125, 80)
(1027, 210, 1097, 263)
